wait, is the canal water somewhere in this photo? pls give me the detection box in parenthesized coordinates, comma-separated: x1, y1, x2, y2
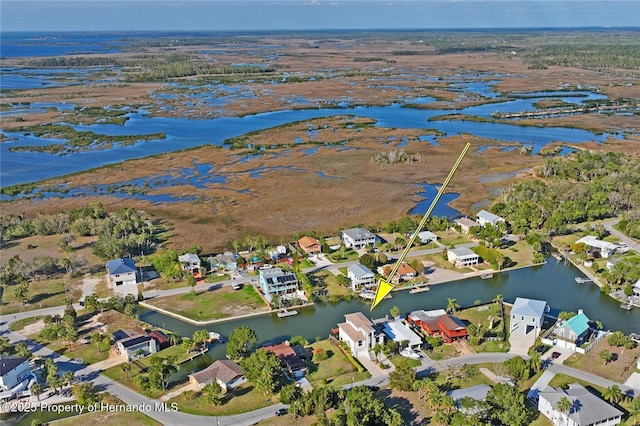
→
(139, 257, 640, 362)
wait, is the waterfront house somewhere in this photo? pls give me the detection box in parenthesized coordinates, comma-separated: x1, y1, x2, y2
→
(606, 257, 623, 270)
(381, 320, 423, 350)
(347, 263, 376, 291)
(178, 253, 201, 272)
(188, 360, 246, 392)
(298, 236, 321, 255)
(510, 297, 548, 337)
(413, 230, 438, 244)
(341, 228, 378, 250)
(538, 383, 622, 426)
(575, 236, 618, 258)
(215, 252, 238, 271)
(262, 341, 307, 378)
(0, 357, 32, 393)
(476, 209, 505, 227)
(111, 328, 157, 361)
(447, 247, 480, 268)
(105, 258, 138, 297)
(554, 310, 592, 350)
(454, 217, 479, 234)
(377, 262, 417, 283)
(148, 330, 170, 350)
(116, 335, 157, 361)
(337, 312, 385, 357)
(407, 310, 467, 343)
(259, 267, 299, 298)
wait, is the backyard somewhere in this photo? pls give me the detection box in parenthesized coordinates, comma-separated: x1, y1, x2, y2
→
(306, 339, 370, 386)
(168, 382, 274, 416)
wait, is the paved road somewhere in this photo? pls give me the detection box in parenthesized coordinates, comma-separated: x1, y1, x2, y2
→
(602, 219, 640, 251)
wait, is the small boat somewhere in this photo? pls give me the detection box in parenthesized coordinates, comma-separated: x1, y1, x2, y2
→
(620, 301, 633, 311)
(480, 273, 494, 280)
(277, 308, 298, 318)
(359, 290, 376, 300)
(208, 331, 224, 342)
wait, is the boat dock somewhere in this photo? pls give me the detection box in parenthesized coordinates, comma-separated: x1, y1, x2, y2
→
(620, 302, 633, 311)
(481, 273, 494, 280)
(575, 277, 592, 284)
(409, 285, 430, 294)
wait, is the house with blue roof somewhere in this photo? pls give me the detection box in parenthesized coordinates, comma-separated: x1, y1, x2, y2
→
(106, 258, 138, 297)
(555, 310, 592, 350)
(510, 297, 548, 337)
(347, 263, 376, 291)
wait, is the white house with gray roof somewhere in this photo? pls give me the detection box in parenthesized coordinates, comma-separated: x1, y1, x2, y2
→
(538, 383, 622, 426)
(381, 320, 422, 350)
(347, 263, 376, 291)
(341, 228, 378, 250)
(447, 247, 480, 268)
(337, 312, 384, 357)
(510, 297, 548, 336)
(476, 210, 505, 227)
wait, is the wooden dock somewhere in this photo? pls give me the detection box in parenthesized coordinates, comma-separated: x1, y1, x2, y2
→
(575, 277, 592, 284)
(409, 285, 430, 294)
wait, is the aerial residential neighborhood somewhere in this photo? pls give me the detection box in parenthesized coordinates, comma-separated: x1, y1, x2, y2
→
(2, 6, 640, 426)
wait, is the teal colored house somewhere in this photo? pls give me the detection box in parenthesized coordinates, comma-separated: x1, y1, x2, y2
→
(555, 310, 592, 350)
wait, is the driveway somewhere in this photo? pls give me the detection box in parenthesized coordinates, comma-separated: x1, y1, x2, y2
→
(508, 332, 536, 355)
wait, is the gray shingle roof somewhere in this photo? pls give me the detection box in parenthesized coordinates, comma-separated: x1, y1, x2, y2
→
(511, 297, 547, 319)
(539, 383, 623, 425)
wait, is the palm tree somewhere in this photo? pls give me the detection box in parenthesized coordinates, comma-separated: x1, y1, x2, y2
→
(30, 383, 43, 402)
(603, 385, 624, 404)
(120, 363, 132, 379)
(530, 351, 542, 373)
(446, 298, 460, 313)
(63, 371, 74, 389)
(168, 331, 181, 347)
(599, 349, 612, 365)
(372, 343, 383, 363)
(556, 396, 571, 415)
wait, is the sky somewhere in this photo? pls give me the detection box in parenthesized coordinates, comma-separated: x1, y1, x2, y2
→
(1, 0, 639, 32)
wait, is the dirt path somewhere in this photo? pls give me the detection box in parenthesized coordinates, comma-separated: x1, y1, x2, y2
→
(80, 275, 102, 300)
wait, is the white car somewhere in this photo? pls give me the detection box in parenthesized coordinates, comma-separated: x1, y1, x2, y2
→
(400, 348, 421, 359)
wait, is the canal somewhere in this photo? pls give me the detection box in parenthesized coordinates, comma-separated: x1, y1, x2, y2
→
(139, 257, 640, 361)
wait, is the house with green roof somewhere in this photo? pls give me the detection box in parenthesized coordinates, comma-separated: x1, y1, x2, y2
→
(554, 310, 592, 351)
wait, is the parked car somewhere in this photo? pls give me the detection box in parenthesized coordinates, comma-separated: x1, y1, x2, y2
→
(275, 408, 288, 416)
(551, 351, 561, 360)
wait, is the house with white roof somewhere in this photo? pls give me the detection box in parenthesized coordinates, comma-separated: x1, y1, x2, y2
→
(341, 228, 378, 250)
(538, 383, 623, 426)
(476, 210, 505, 227)
(347, 263, 376, 291)
(447, 247, 480, 268)
(178, 253, 201, 272)
(105, 258, 138, 297)
(337, 312, 385, 357)
(632, 278, 640, 297)
(554, 310, 592, 350)
(413, 230, 438, 244)
(575, 236, 618, 258)
(510, 297, 548, 336)
(381, 320, 422, 350)
(448, 384, 492, 414)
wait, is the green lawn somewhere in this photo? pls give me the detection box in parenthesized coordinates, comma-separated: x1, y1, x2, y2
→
(307, 340, 370, 386)
(102, 345, 187, 399)
(434, 231, 472, 247)
(9, 316, 43, 331)
(28, 334, 111, 365)
(1, 279, 68, 315)
(168, 382, 274, 416)
(309, 270, 349, 297)
(145, 284, 269, 321)
(427, 343, 458, 361)
(389, 355, 421, 369)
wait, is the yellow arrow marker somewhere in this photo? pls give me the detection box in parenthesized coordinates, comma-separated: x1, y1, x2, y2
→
(371, 142, 471, 311)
